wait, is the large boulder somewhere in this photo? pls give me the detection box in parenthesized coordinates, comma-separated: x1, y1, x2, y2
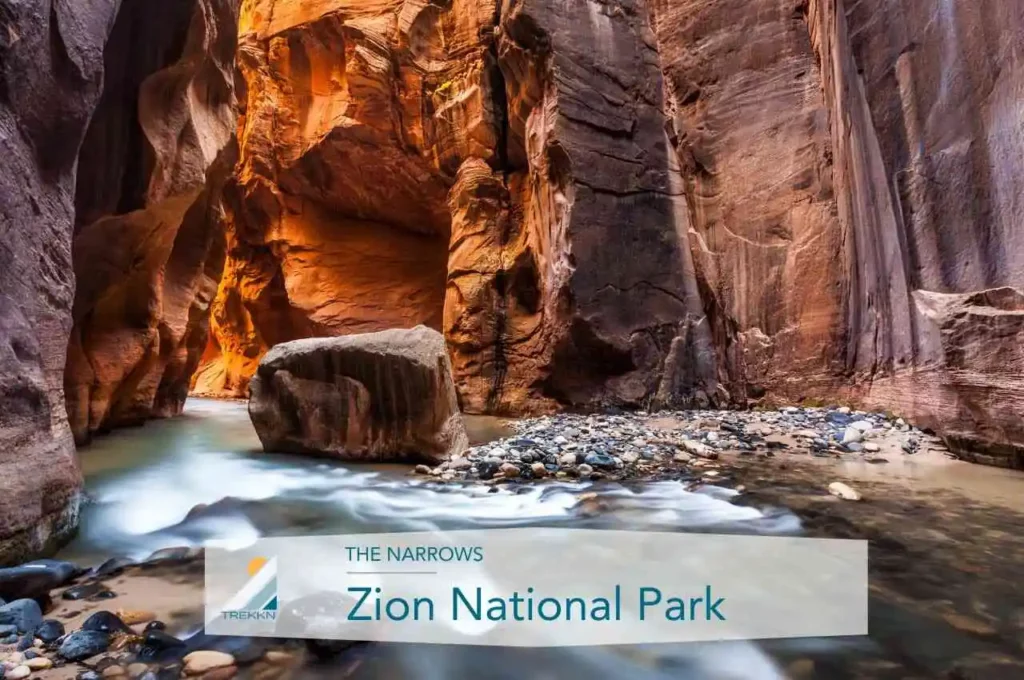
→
(248, 327, 468, 464)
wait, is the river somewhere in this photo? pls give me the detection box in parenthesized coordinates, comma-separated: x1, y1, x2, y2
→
(58, 399, 1024, 679)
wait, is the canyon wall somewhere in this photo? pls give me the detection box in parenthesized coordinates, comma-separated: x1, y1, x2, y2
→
(193, 0, 1022, 465)
(648, 0, 1024, 466)
(0, 0, 120, 564)
(196, 0, 730, 414)
(63, 0, 240, 444)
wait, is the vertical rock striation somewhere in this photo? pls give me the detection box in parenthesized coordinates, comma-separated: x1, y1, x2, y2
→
(64, 0, 240, 444)
(649, 0, 1024, 466)
(805, 0, 1024, 466)
(0, 0, 120, 563)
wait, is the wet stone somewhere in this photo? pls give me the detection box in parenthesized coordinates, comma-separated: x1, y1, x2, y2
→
(33, 619, 63, 643)
(63, 582, 109, 601)
(583, 453, 616, 470)
(59, 630, 111, 661)
(91, 557, 137, 579)
(81, 611, 132, 635)
(0, 600, 42, 634)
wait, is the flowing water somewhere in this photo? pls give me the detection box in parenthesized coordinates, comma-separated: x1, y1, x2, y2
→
(63, 399, 859, 679)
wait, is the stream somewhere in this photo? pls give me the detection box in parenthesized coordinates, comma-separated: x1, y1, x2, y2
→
(56, 399, 902, 678)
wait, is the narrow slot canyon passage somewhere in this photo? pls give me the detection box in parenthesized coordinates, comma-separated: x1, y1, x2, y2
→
(0, 0, 1023, 678)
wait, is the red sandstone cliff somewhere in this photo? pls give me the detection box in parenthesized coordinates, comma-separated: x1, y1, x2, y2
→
(193, 0, 727, 415)
(0, 0, 121, 564)
(188, 0, 1023, 466)
(647, 0, 1024, 465)
(0, 4, 1020, 572)
(63, 0, 240, 444)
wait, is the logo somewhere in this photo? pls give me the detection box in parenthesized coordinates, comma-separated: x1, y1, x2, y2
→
(219, 556, 278, 621)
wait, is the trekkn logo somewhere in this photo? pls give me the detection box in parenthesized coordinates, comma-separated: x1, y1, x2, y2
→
(219, 556, 278, 621)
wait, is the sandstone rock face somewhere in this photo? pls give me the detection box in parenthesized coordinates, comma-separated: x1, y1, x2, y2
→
(647, 0, 1024, 465)
(648, 0, 845, 393)
(804, 0, 1024, 465)
(249, 326, 468, 463)
(199, 0, 729, 416)
(0, 0, 120, 563)
(64, 0, 240, 444)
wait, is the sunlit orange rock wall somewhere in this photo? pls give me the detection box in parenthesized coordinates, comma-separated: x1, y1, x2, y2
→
(64, 0, 240, 444)
(198, 0, 729, 414)
(193, 0, 499, 398)
(198, 0, 1022, 464)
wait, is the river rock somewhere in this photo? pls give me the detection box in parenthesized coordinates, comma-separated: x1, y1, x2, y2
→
(6, 665, 31, 680)
(33, 620, 64, 644)
(0, 600, 42, 634)
(828, 482, 863, 502)
(24, 656, 52, 670)
(63, 582, 109, 601)
(249, 327, 468, 464)
(842, 427, 863, 444)
(59, 631, 111, 661)
(0, 560, 79, 602)
(81, 611, 132, 635)
(183, 651, 235, 675)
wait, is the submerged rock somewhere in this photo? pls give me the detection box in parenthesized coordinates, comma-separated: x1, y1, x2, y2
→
(249, 327, 468, 464)
(828, 482, 863, 502)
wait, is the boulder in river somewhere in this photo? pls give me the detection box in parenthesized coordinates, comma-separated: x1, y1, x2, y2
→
(249, 326, 468, 464)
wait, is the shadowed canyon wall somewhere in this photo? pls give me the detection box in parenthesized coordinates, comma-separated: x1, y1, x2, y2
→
(63, 0, 240, 444)
(0, 0, 121, 563)
(648, 0, 1024, 466)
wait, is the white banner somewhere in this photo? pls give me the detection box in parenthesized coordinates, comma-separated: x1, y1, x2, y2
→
(205, 529, 867, 646)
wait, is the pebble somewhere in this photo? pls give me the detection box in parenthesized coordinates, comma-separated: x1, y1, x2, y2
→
(828, 482, 862, 501)
(183, 651, 236, 675)
(499, 462, 520, 479)
(842, 427, 863, 444)
(23, 657, 52, 670)
(863, 442, 881, 453)
(850, 420, 874, 432)
(583, 453, 616, 470)
(117, 610, 156, 625)
(413, 465, 431, 475)
(63, 582, 109, 601)
(576, 464, 594, 477)
(530, 462, 547, 478)
(6, 665, 30, 679)
(263, 651, 294, 665)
